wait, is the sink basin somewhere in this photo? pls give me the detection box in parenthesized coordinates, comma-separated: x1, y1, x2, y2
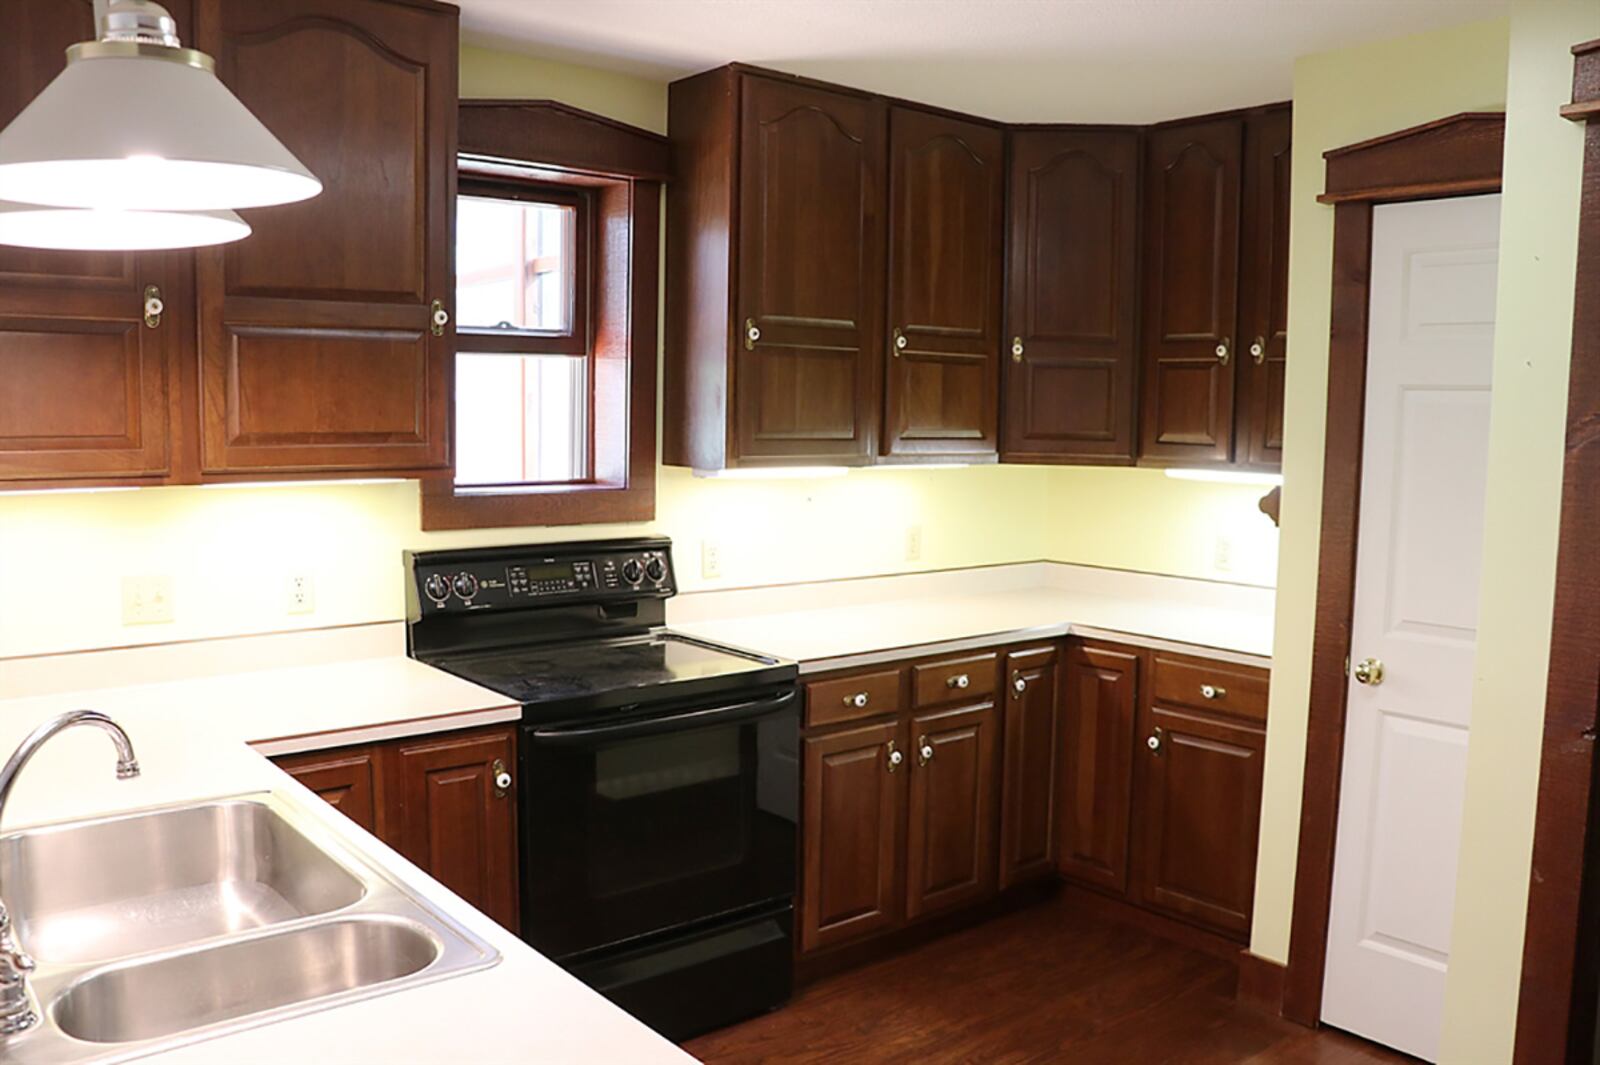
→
(53, 918, 439, 1044)
(0, 794, 499, 1065)
(0, 799, 365, 965)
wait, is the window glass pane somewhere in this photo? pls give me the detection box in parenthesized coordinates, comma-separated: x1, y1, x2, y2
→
(457, 196, 574, 333)
(455, 353, 588, 486)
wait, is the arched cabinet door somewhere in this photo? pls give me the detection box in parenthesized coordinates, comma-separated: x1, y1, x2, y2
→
(195, 0, 456, 474)
(883, 106, 1005, 461)
(0, 0, 187, 483)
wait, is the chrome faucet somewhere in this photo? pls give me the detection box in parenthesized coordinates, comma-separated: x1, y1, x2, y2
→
(0, 711, 139, 1036)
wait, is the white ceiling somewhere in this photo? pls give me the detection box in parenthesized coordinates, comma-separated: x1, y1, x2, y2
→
(457, 0, 1508, 124)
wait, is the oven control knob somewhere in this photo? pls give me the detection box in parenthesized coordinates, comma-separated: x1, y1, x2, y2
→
(621, 558, 644, 584)
(452, 572, 479, 600)
(423, 573, 451, 604)
(645, 557, 666, 583)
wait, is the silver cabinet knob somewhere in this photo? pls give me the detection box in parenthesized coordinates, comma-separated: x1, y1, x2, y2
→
(1200, 684, 1226, 700)
(1353, 658, 1385, 686)
(947, 673, 970, 690)
(843, 692, 869, 709)
(1013, 675, 1027, 694)
(1215, 337, 1231, 365)
(1146, 729, 1163, 753)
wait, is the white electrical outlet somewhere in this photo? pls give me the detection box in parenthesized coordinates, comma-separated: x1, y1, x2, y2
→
(1213, 535, 1235, 574)
(121, 576, 175, 626)
(701, 539, 723, 580)
(906, 525, 924, 562)
(288, 574, 315, 615)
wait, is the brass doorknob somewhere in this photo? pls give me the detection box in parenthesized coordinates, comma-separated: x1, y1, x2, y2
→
(1353, 658, 1385, 686)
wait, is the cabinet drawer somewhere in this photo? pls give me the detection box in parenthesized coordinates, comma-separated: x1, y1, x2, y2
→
(1151, 653, 1269, 722)
(911, 653, 998, 708)
(806, 668, 903, 728)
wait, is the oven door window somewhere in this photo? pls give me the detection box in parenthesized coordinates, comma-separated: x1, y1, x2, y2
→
(521, 702, 798, 958)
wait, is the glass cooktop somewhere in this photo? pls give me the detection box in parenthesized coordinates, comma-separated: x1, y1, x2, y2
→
(432, 632, 787, 709)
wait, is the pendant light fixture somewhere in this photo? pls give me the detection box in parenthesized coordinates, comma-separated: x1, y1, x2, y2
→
(0, 0, 319, 249)
(0, 201, 250, 250)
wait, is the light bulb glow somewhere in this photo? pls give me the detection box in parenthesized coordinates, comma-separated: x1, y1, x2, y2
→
(0, 203, 250, 250)
(0, 158, 320, 212)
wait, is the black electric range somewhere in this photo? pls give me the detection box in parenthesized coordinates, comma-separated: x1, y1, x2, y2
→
(405, 538, 798, 1040)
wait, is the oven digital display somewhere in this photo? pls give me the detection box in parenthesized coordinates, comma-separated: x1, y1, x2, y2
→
(524, 561, 574, 581)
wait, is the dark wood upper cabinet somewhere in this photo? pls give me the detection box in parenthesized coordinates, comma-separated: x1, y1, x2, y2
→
(883, 107, 1004, 460)
(666, 68, 885, 469)
(1002, 129, 1140, 464)
(390, 726, 519, 933)
(999, 644, 1062, 888)
(1239, 107, 1292, 470)
(194, 0, 456, 475)
(0, 0, 185, 483)
(1058, 642, 1140, 893)
(1139, 118, 1244, 465)
(905, 701, 999, 919)
(1131, 701, 1265, 940)
(801, 719, 905, 952)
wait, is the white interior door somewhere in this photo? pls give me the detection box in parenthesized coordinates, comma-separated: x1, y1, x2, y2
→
(1320, 194, 1500, 1062)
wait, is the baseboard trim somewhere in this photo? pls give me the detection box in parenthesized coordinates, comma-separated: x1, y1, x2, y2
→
(1236, 949, 1289, 1018)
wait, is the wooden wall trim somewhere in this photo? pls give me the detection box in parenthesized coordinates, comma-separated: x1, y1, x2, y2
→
(1514, 40, 1600, 1065)
(1237, 950, 1289, 1016)
(1282, 111, 1506, 1029)
(459, 99, 671, 182)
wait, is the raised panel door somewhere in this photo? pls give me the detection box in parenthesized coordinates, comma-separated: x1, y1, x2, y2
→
(735, 75, 885, 465)
(1139, 118, 1243, 464)
(999, 645, 1061, 888)
(800, 720, 905, 953)
(0, 0, 183, 482)
(884, 107, 1004, 459)
(1240, 108, 1292, 470)
(391, 727, 519, 932)
(905, 702, 998, 919)
(1003, 130, 1140, 463)
(195, 0, 455, 473)
(1132, 703, 1264, 940)
(1058, 642, 1140, 892)
(273, 746, 384, 838)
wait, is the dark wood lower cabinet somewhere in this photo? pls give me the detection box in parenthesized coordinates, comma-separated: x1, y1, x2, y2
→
(1000, 645, 1061, 888)
(800, 720, 905, 952)
(1058, 642, 1139, 892)
(905, 702, 999, 919)
(271, 724, 519, 932)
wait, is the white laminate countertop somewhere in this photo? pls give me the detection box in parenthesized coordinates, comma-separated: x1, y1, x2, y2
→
(670, 562, 1276, 671)
(0, 646, 695, 1065)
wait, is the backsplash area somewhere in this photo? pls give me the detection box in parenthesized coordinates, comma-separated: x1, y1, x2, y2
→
(0, 465, 1277, 659)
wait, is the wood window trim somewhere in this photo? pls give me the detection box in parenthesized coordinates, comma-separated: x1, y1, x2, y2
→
(422, 101, 666, 530)
(1515, 38, 1600, 1065)
(1278, 111, 1505, 1027)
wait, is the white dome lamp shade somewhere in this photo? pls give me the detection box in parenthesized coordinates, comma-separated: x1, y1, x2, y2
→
(0, 0, 320, 217)
(0, 201, 250, 251)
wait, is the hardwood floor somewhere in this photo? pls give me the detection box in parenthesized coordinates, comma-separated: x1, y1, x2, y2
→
(685, 895, 1410, 1064)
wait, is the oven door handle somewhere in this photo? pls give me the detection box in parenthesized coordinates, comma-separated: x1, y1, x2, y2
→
(528, 689, 797, 745)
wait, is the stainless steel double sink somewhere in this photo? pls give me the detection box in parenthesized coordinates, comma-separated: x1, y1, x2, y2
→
(0, 793, 499, 1063)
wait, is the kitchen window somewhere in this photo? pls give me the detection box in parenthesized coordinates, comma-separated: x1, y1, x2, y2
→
(421, 98, 666, 531)
(454, 181, 592, 488)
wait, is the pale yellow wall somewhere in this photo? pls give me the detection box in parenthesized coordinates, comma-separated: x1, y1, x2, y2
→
(1251, 15, 1510, 966)
(0, 43, 1276, 662)
(1441, 2, 1594, 1060)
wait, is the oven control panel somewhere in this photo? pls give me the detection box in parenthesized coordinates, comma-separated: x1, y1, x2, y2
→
(407, 540, 675, 615)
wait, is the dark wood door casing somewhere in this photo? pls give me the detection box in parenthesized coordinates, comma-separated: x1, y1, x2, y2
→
(1003, 129, 1141, 464)
(1000, 644, 1062, 888)
(801, 719, 906, 952)
(1139, 118, 1244, 464)
(883, 107, 1005, 459)
(1058, 642, 1141, 893)
(195, 0, 455, 475)
(735, 75, 886, 465)
(905, 701, 999, 919)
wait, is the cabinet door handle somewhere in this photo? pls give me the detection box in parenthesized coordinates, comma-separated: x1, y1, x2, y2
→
(1146, 727, 1164, 755)
(917, 735, 933, 766)
(886, 740, 903, 773)
(143, 285, 164, 329)
(1012, 674, 1027, 694)
(946, 673, 970, 690)
(1011, 336, 1025, 363)
(430, 299, 450, 337)
(1200, 684, 1226, 700)
(744, 317, 760, 350)
(1215, 337, 1231, 365)
(843, 692, 869, 709)
(491, 758, 512, 797)
(1250, 336, 1266, 364)
(892, 326, 908, 357)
